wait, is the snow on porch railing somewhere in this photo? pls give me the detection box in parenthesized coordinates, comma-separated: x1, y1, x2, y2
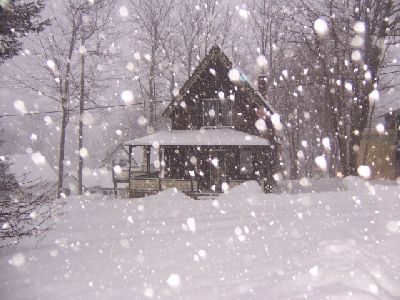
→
(161, 178, 198, 192)
(130, 178, 198, 192)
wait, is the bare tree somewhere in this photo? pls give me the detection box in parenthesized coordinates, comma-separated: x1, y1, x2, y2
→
(127, 0, 175, 128)
(246, 0, 309, 178)
(173, 0, 234, 77)
(196, 0, 233, 58)
(7, 3, 82, 197)
(174, 0, 203, 78)
(5, 0, 117, 197)
(246, 0, 291, 106)
(75, 0, 115, 195)
(286, 0, 400, 176)
(0, 159, 59, 245)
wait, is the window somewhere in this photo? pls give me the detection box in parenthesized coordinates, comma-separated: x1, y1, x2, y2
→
(203, 99, 218, 126)
(219, 99, 233, 126)
(240, 149, 254, 177)
(202, 98, 232, 127)
(118, 159, 129, 167)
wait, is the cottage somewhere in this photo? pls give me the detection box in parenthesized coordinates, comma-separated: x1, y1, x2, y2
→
(358, 108, 400, 179)
(123, 45, 279, 198)
(102, 143, 147, 196)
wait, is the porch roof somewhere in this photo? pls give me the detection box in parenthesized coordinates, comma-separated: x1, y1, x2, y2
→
(124, 128, 270, 147)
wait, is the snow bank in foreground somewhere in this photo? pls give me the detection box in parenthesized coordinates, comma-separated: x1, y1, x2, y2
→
(1, 178, 400, 299)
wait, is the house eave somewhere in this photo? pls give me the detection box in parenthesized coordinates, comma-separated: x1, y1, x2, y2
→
(124, 128, 271, 147)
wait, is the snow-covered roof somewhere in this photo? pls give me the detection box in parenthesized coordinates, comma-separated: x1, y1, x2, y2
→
(124, 128, 270, 146)
(8, 153, 57, 185)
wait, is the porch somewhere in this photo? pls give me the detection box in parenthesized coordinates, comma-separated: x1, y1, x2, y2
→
(121, 128, 275, 198)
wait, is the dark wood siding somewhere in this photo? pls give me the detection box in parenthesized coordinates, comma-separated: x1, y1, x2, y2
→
(163, 46, 279, 191)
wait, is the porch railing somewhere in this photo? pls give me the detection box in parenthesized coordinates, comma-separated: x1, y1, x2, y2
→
(130, 177, 198, 192)
(129, 177, 249, 193)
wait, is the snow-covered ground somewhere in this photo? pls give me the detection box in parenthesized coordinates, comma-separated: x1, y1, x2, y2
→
(1, 177, 400, 299)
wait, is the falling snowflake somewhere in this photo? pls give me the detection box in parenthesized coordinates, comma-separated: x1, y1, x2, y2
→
(353, 21, 366, 34)
(315, 156, 327, 172)
(376, 123, 384, 134)
(256, 55, 268, 68)
(255, 119, 266, 132)
(119, 6, 128, 17)
(238, 8, 249, 19)
(368, 90, 380, 103)
(228, 68, 240, 81)
(9, 253, 25, 267)
(357, 165, 371, 179)
(314, 18, 329, 37)
(13, 100, 27, 114)
(187, 218, 196, 232)
(46, 59, 56, 70)
(121, 90, 134, 105)
(167, 273, 180, 288)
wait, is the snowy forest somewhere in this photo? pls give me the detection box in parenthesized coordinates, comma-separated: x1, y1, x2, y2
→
(1, 0, 400, 299)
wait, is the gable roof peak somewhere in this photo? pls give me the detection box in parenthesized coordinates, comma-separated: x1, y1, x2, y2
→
(207, 44, 230, 64)
(210, 44, 222, 52)
(163, 45, 277, 117)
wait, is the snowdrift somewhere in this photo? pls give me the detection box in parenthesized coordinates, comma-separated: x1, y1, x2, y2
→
(1, 178, 399, 299)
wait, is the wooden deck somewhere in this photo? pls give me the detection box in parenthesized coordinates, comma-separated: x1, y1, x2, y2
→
(116, 189, 221, 200)
(113, 175, 247, 199)
(113, 167, 274, 198)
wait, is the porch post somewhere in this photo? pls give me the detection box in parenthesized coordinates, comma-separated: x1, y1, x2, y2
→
(252, 147, 257, 180)
(158, 146, 164, 191)
(160, 147, 165, 179)
(128, 145, 132, 198)
(146, 146, 151, 173)
(112, 159, 117, 198)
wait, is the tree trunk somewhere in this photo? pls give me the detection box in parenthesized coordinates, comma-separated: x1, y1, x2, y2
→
(57, 103, 68, 198)
(289, 129, 298, 179)
(349, 133, 363, 175)
(78, 39, 85, 195)
(149, 45, 156, 128)
(56, 18, 77, 198)
(337, 134, 348, 177)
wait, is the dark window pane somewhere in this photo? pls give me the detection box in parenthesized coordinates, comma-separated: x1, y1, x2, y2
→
(203, 100, 218, 126)
(240, 149, 254, 176)
(219, 100, 232, 126)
